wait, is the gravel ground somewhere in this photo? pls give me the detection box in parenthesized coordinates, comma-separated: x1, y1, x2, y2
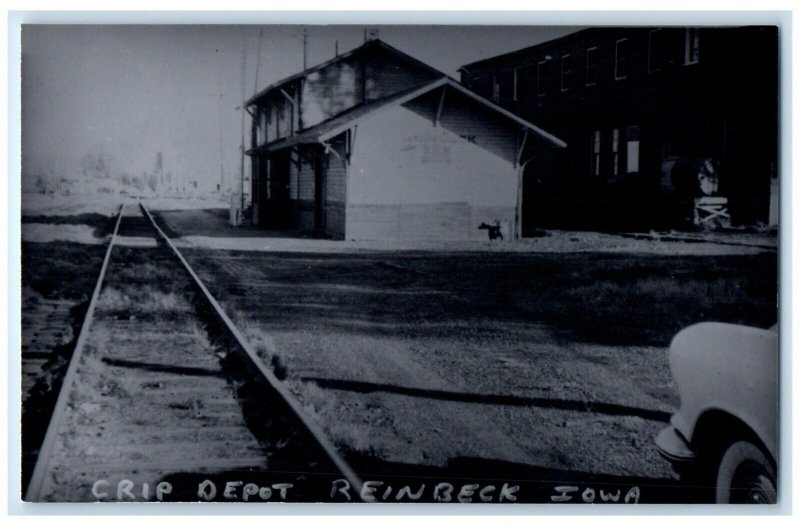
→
(178, 246, 776, 502)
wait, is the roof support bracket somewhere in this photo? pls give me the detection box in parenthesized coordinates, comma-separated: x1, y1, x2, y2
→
(322, 141, 344, 162)
(280, 88, 297, 106)
(289, 149, 303, 170)
(345, 127, 356, 163)
(434, 85, 447, 127)
(516, 129, 529, 168)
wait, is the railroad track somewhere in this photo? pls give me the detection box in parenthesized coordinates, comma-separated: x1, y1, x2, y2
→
(24, 203, 362, 502)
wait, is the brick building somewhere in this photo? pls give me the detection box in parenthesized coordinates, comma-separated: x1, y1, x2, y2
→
(459, 27, 779, 232)
(245, 39, 564, 240)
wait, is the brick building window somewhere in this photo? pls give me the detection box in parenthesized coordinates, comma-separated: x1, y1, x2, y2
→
(648, 29, 666, 72)
(612, 128, 621, 175)
(586, 46, 599, 86)
(537, 60, 548, 96)
(592, 130, 601, 176)
(685, 28, 700, 64)
(615, 38, 629, 80)
(561, 54, 573, 91)
(627, 125, 641, 173)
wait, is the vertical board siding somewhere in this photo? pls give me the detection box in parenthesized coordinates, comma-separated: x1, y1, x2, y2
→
(325, 140, 348, 238)
(298, 155, 315, 201)
(289, 149, 315, 230)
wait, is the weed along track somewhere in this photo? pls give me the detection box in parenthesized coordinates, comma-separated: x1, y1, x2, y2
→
(25, 203, 362, 503)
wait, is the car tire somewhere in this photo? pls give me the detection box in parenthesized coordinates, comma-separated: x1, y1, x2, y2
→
(715, 440, 777, 504)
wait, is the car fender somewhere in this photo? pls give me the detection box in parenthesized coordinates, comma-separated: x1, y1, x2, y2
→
(669, 322, 778, 460)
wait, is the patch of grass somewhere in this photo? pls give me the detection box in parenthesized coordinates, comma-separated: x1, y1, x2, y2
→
(112, 262, 175, 286)
(97, 285, 187, 315)
(515, 254, 779, 345)
(245, 326, 288, 380)
(103, 247, 191, 298)
(21, 213, 118, 237)
(286, 378, 383, 457)
(22, 242, 107, 301)
(181, 249, 778, 347)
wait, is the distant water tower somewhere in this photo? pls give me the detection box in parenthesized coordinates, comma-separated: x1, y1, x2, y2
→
(155, 152, 164, 190)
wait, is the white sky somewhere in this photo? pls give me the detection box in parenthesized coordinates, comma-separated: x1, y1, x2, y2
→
(21, 25, 578, 191)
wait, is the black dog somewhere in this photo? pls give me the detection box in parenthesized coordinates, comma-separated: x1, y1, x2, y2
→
(478, 222, 503, 240)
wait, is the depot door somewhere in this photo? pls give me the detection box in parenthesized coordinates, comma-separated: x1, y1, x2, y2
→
(262, 153, 292, 229)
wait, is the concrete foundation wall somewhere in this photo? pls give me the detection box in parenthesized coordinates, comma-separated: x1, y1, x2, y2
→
(296, 199, 315, 231)
(346, 204, 516, 240)
(325, 203, 346, 238)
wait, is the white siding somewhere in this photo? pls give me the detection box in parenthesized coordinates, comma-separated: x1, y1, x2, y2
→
(346, 105, 518, 240)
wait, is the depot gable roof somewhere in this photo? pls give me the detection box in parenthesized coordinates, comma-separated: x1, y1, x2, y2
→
(247, 76, 566, 156)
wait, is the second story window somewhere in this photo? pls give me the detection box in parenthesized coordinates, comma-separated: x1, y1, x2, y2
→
(268, 104, 277, 142)
(615, 38, 629, 80)
(255, 108, 263, 145)
(685, 28, 700, 64)
(561, 54, 573, 91)
(586, 46, 599, 86)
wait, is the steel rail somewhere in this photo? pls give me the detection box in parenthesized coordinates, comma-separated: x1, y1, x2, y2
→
(25, 204, 126, 502)
(139, 203, 365, 498)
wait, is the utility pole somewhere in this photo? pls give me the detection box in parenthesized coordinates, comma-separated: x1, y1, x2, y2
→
(240, 42, 246, 215)
(302, 27, 308, 70)
(254, 28, 263, 93)
(218, 92, 224, 194)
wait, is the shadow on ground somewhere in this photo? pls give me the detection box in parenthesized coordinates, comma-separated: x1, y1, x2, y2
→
(302, 376, 671, 422)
